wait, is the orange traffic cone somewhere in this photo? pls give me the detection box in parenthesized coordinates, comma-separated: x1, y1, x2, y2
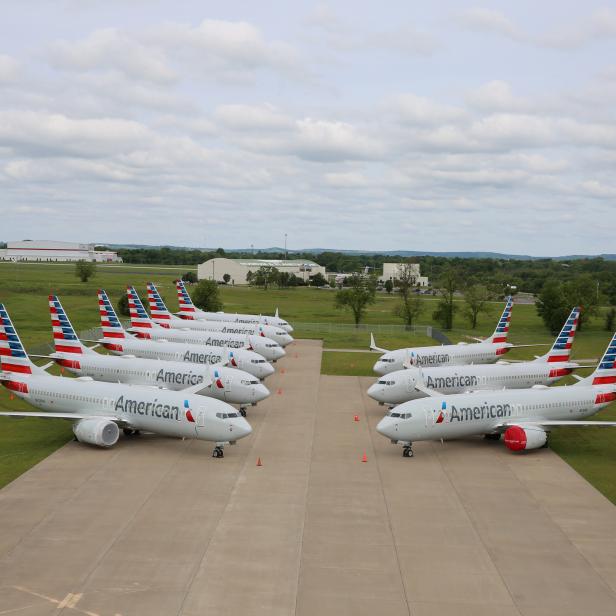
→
(280, 368, 286, 374)
(353, 415, 360, 422)
(256, 457, 263, 466)
(361, 452, 368, 463)
(9, 393, 14, 400)
(277, 388, 283, 395)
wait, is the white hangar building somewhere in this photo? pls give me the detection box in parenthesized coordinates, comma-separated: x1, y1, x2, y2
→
(381, 262, 429, 287)
(198, 257, 326, 285)
(0, 240, 122, 263)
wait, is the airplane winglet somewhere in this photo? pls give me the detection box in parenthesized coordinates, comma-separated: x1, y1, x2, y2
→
(275, 307, 279, 318)
(370, 333, 389, 353)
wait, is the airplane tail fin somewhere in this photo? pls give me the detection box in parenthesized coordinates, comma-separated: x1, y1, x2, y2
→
(486, 296, 513, 344)
(146, 282, 173, 327)
(48, 295, 94, 357)
(0, 304, 45, 376)
(98, 289, 127, 348)
(535, 306, 580, 364)
(127, 286, 155, 338)
(176, 279, 197, 320)
(577, 331, 616, 390)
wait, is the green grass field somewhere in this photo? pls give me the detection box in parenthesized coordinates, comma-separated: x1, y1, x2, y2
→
(1, 262, 615, 503)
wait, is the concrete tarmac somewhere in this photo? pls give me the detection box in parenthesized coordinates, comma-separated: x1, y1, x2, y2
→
(0, 341, 615, 615)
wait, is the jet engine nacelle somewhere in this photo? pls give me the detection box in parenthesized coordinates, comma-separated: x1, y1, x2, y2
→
(503, 425, 547, 451)
(73, 418, 119, 448)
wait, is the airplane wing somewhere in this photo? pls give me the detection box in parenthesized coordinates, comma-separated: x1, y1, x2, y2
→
(0, 411, 124, 423)
(181, 375, 214, 396)
(414, 383, 440, 397)
(370, 333, 389, 353)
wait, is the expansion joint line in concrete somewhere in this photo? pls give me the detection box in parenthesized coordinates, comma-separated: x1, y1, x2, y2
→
(361, 377, 412, 616)
(61, 442, 205, 614)
(292, 347, 322, 616)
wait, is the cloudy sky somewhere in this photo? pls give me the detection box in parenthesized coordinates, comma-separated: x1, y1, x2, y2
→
(1, 1, 615, 255)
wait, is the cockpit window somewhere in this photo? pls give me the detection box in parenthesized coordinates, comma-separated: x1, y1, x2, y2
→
(378, 380, 394, 385)
(251, 359, 266, 364)
(216, 412, 240, 419)
(380, 357, 395, 363)
(387, 410, 412, 419)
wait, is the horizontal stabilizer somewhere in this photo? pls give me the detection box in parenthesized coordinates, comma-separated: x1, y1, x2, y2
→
(0, 411, 122, 423)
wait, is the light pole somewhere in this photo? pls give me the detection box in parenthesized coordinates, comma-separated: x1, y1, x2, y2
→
(284, 233, 287, 260)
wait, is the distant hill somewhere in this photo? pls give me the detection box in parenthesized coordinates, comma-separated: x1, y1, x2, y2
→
(104, 244, 616, 261)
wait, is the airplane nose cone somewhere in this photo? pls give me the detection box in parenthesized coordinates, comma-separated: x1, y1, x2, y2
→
(262, 362, 275, 378)
(280, 334, 293, 347)
(367, 383, 382, 401)
(272, 346, 286, 360)
(376, 417, 393, 439)
(255, 383, 270, 402)
(234, 418, 252, 439)
(373, 361, 386, 376)
(283, 324, 294, 333)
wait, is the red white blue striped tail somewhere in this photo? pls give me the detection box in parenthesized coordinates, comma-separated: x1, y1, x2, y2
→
(0, 303, 38, 377)
(543, 306, 580, 363)
(147, 282, 172, 326)
(127, 286, 153, 338)
(591, 331, 616, 387)
(176, 279, 197, 319)
(98, 289, 126, 348)
(488, 296, 513, 344)
(48, 295, 87, 355)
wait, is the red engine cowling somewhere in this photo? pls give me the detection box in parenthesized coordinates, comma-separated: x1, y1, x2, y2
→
(504, 425, 547, 451)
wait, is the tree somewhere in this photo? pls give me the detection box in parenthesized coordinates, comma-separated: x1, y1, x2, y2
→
(117, 292, 147, 317)
(75, 260, 96, 283)
(192, 280, 223, 311)
(384, 279, 393, 294)
(335, 274, 376, 326)
(605, 307, 616, 332)
(565, 274, 599, 331)
(432, 268, 458, 330)
(393, 260, 423, 328)
(310, 272, 327, 287)
(536, 280, 569, 335)
(463, 284, 490, 329)
(223, 273, 231, 284)
(182, 271, 197, 283)
(252, 265, 279, 290)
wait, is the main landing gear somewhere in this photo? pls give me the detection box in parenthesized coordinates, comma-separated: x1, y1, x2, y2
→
(212, 446, 224, 458)
(239, 407, 247, 418)
(123, 428, 140, 437)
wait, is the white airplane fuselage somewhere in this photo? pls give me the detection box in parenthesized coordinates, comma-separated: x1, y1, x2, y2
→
(376, 385, 611, 445)
(55, 353, 269, 406)
(100, 336, 274, 380)
(156, 316, 293, 347)
(373, 342, 510, 375)
(185, 309, 293, 333)
(368, 361, 574, 405)
(5, 373, 252, 444)
(131, 326, 285, 362)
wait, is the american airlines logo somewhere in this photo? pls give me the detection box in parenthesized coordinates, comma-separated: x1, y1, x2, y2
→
(182, 350, 223, 364)
(448, 402, 512, 422)
(115, 395, 180, 420)
(155, 369, 203, 386)
(221, 326, 251, 334)
(426, 375, 478, 389)
(199, 336, 243, 348)
(416, 353, 451, 366)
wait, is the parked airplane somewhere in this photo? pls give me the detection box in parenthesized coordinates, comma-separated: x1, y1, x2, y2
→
(368, 307, 584, 405)
(372, 297, 531, 374)
(146, 282, 294, 347)
(43, 295, 269, 413)
(96, 290, 274, 380)
(376, 331, 616, 457)
(0, 304, 252, 457)
(176, 279, 293, 332)
(126, 287, 285, 363)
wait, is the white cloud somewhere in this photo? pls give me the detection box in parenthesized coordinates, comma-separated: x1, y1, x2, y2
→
(387, 93, 467, 125)
(214, 104, 293, 131)
(49, 28, 177, 83)
(0, 54, 19, 83)
(457, 8, 524, 40)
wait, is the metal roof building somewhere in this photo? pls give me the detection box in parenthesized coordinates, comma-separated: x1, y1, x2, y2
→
(198, 257, 326, 284)
(0, 240, 122, 263)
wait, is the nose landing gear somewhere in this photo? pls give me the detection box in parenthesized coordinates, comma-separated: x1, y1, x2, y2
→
(402, 444, 414, 458)
(239, 407, 247, 417)
(212, 446, 224, 458)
